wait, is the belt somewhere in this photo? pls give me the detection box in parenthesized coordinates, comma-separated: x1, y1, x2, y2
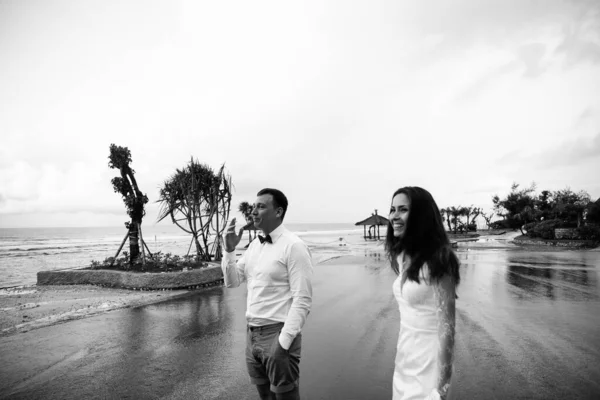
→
(248, 322, 284, 332)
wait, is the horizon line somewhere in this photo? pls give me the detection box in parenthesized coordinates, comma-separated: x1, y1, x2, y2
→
(0, 221, 361, 230)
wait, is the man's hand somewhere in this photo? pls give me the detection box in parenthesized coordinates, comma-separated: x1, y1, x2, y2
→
(224, 218, 244, 252)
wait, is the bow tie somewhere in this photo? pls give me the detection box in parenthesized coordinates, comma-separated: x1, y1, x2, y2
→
(258, 235, 273, 244)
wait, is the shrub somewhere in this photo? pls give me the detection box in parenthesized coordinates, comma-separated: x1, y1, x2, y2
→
(89, 251, 209, 272)
(558, 220, 577, 229)
(577, 225, 600, 240)
(523, 222, 537, 237)
(586, 199, 600, 223)
(489, 219, 512, 229)
(530, 219, 562, 239)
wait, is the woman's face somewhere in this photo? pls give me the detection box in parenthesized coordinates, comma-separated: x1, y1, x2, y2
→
(390, 193, 410, 238)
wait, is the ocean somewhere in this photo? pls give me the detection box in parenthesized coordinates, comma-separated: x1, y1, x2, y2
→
(0, 223, 380, 288)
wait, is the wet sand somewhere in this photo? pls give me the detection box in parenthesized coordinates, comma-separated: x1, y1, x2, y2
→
(452, 249, 600, 399)
(1, 246, 599, 399)
(0, 285, 192, 336)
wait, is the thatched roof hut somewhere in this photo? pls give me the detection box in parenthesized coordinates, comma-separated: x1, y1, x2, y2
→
(355, 210, 389, 240)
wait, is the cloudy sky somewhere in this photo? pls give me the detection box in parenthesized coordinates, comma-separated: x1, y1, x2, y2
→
(1, 0, 599, 228)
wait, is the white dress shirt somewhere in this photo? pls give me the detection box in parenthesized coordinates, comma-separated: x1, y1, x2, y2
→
(222, 224, 313, 350)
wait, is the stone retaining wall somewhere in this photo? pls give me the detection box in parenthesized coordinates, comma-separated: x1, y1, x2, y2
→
(554, 228, 580, 240)
(513, 236, 598, 249)
(37, 264, 224, 290)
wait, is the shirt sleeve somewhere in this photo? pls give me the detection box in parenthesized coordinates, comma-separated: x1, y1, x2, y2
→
(221, 247, 246, 288)
(432, 274, 457, 400)
(279, 241, 314, 350)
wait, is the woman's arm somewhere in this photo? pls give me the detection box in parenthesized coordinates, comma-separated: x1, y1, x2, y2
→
(432, 273, 456, 400)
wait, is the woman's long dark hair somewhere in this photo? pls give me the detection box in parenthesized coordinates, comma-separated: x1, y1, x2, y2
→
(384, 186, 460, 285)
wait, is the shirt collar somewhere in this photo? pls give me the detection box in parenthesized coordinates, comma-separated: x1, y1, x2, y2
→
(266, 224, 286, 244)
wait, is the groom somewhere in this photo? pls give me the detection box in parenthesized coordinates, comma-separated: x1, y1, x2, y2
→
(222, 188, 313, 400)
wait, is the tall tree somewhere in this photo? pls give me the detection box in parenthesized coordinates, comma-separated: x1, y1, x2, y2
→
(536, 190, 552, 220)
(549, 188, 590, 226)
(515, 205, 537, 234)
(448, 206, 464, 233)
(108, 144, 149, 266)
(463, 206, 473, 230)
(492, 182, 537, 229)
(463, 206, 482, 231)
(586, 198, 600, 224)
(491, 195, 505, 219)
(238, 201, 256, 243)
(239, 201, 253, 221)
(482, 211, 495, 229)
(157, 159, 232, 261)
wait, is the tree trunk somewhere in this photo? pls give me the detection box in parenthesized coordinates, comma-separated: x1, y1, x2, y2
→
(129, 221, 140, 265)
(215, 198, 221, 261)
(192, 231, 202, 257)
(123, 165, 144, 267)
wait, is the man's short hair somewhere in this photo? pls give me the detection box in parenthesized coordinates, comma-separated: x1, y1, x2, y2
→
(257, 188, 288, 221)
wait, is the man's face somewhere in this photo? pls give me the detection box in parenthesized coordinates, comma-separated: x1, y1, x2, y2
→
(252, 194, 282, 233)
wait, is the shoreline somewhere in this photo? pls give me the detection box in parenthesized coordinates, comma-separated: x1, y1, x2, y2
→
(0, 285, 195, 337)
(0, 242, 379, 337)
(1, 232, 583, 337)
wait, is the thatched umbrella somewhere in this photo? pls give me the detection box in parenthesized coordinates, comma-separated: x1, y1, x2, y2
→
(355, 210, 389, 240)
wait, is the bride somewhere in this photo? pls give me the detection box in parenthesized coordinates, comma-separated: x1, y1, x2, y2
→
(385, 186, 460, 400)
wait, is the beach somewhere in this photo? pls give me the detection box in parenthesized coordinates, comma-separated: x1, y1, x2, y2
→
(0, 223, 362, 287)
(0, 223, 372, 336)
(2, 230, 600, 399)
(0, 285, 193, 336)
(0, 230, 521, 337)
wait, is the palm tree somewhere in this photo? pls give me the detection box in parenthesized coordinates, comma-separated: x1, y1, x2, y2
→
(157, 158, 232, 261)
(239, 201, 253, 221)
(238, 201, 256, 243)
(448, 206, 463, 233)
(462, 205, 482, 232)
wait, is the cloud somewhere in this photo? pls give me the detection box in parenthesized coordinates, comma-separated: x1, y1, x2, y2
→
(2, 204, 124, 216)
(0, 161, 119, 215)
(556, 29, 600, 67)
(516, 43, 548, 78)
(406, 0, 600, 75)
(1, 1, 600, 227)
(537, 133, 600, 168)
(0, 161, 42, 202)
(485, 130, 600, 203)
(577, 107, 596, 124)
(554, 1, 600, 67)
(497, 132, 600, 169)
(454, 59, 520, 102)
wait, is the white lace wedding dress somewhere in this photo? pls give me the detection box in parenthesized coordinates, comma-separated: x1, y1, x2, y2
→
(392, 258, 449, 400)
